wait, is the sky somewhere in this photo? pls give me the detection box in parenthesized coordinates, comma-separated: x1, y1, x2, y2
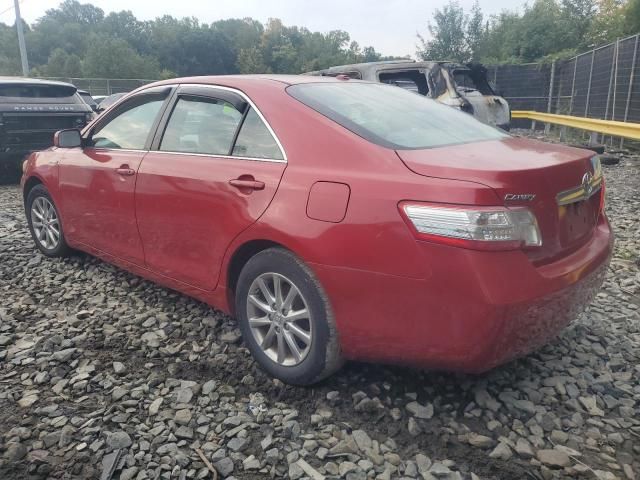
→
(0, 0, 526, 58)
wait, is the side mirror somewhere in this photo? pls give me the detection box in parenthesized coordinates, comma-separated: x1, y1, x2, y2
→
(54, 129, 82, 148)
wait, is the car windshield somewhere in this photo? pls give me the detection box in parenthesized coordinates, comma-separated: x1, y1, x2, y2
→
(287, 82, 507, 149)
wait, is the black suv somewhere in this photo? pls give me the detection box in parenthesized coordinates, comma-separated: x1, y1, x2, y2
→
(0, 78, 93, 180)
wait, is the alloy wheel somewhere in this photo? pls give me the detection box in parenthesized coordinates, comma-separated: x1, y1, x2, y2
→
(31, 196, 61, 250)
(246, 272, 313, 366)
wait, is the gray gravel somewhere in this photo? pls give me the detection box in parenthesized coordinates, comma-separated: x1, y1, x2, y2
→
(0, 140, 639, 479)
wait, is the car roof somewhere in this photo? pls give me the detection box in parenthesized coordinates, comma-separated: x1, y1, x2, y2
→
(0, 77, 77, 88)
(102, 75, 377, 114)
(149, 74, 366, 88)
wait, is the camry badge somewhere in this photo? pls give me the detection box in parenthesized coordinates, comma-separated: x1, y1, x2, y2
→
(505, 193, 536, 202)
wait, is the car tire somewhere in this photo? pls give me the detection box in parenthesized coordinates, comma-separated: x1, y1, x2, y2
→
(235, 247, 343, 385)
(26, 184, 72, 257)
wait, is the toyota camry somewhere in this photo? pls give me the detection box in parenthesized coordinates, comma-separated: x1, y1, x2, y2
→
(21, 75, 613, 385)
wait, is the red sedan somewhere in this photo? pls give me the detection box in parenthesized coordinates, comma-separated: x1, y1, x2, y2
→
(21, 75, 613, 385)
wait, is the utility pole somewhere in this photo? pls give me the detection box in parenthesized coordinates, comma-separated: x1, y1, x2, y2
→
(14, 0, 29, 76)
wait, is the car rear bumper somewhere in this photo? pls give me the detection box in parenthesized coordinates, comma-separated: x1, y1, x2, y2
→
(310, 214, 613, 372)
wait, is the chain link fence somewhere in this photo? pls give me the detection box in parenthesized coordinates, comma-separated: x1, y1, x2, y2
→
(487, 34, 640, 145)
(42, 77, 156, 96)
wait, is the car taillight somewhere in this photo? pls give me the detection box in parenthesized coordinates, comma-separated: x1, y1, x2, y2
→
(399, 202, 542, 251)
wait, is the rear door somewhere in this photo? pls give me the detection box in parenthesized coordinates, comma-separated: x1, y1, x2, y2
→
(58, 86, 173, 264)
(135, 85, 287, 290)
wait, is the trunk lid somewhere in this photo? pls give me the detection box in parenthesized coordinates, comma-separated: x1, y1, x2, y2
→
(396, 137, 602, 263)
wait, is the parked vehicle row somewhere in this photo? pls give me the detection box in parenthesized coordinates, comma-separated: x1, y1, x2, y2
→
(3, 60, 507, 182)
(94, 92, 127, 113)
(76, 91, 129, 114)
(21, 74, 612, 384)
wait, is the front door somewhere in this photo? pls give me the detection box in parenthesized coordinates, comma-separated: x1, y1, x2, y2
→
(135, 86, 287, 290)
(58, 87, 172, 264)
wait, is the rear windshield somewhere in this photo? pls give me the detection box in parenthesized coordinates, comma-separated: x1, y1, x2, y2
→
(0, 84, 77, 98)
(287, 82, 507, 149)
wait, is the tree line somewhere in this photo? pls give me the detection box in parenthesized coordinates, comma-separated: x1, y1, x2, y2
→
(2, 0, 639, 80)
(0, 0, 389, 79)
(418, 0, 640, 64)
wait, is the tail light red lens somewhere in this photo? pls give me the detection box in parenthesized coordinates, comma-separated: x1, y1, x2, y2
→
(399, 201, 542, 251)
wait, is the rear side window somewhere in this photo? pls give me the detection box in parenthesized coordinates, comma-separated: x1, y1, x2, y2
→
(160, 96, 283, 160)
(233, 109, 283, 160)
(160, 97, 242, 155)
(288, 82, 507, 150)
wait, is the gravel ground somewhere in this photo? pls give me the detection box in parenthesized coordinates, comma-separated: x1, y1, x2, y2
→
(0, 141, 639, 480)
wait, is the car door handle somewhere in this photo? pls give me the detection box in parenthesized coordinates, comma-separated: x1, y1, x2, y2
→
(229, 178, 265, 191)
(115, 165, 135, 176)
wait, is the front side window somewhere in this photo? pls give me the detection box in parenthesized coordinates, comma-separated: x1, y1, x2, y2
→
(288, 82, 507, 150)
(160, 97, 242, 155)
(92, 98, 164, 149)
(233, 109, 283, 160)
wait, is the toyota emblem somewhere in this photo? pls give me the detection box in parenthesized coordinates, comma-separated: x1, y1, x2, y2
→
(582, 172, 593, 196)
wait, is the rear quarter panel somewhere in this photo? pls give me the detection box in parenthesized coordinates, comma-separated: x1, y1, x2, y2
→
(218, 81, 503, 284)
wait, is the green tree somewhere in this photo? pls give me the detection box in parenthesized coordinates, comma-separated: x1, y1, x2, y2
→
(624, 0, 640, 35)
(516, 0, 566, 61)
(475, 11, 523, 63)
(44, 48, 71, 77)
(82, 36, 160, 78)
(588, 0, 626, 45)
(45, 0, 104, 25)
(100, 11, 147, 53)
(466, 1, 484, 61)
(64, 54, 82, 77)
(417, 1, 469, 62)
(237, 46, 269, 73)
(362, 46, 382, 62)
(260, 19, 301, 73)
(214, 17, 263, 71)
(561, 0, 597, 49)
(0, 1, 386, 78)
(0, 22, 20, 75)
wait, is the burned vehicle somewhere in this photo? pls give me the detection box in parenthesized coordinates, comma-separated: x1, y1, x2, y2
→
(306, 61, 511, 130)
(0, 78, 93, 178)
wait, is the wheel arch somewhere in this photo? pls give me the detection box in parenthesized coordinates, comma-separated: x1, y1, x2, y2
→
(22, 175, 44, 202)
(225, 239, 288, 311)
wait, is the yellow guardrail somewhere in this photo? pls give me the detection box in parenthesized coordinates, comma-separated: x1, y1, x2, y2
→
(511, 111, 640, 140)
